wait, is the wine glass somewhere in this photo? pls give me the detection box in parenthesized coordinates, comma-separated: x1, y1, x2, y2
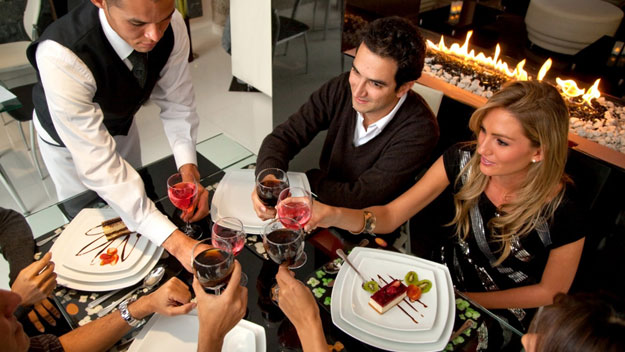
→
(191, 238, 234, 295)
(276, 187, 312, 228)
(212, 217, 248, 286)
(255, 168, 289, 208)
(167, 172, 202, 239)
(262, 217, 307, 304)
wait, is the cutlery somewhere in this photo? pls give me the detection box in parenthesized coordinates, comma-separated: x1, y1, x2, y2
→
(448, 318, 475, 343)
(97, 266, 165, 317)
(336, 248, 371, 285)
(36, 232, 62, 247)
(87, 287, 129, 309)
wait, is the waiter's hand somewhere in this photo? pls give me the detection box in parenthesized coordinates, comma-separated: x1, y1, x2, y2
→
(179, 164, 209, 223)
(163, 230, 210, 272)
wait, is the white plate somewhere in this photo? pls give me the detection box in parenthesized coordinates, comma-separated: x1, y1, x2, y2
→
(342, 250, 447, 343)
(50, 210, 159, 285)
(210, 169, 310, 234)
(53, 209, 150, 274)
(349, 255, 438, 332)
(55, 247, 163, 292)
(128, 313, 266, 352)
(331, 247, 454, 348)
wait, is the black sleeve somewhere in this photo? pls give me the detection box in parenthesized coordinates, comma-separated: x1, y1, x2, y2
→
(442, 143, 471, 191)
(255, 74, 346, 174)
(0, 207, 35, 286)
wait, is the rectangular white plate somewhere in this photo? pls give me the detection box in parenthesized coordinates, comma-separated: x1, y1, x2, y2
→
(128, 313, 266, 352)
(211, 169, 310, 234)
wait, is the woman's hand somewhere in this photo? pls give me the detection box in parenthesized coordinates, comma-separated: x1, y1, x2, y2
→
(275, 264, 320, 329)
(275, 265, 327, 351)
(304, 200, 338, 232)
(11, 252, 57, 307)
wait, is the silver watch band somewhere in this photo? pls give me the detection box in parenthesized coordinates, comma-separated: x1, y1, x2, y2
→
(118, 297, 145, 328)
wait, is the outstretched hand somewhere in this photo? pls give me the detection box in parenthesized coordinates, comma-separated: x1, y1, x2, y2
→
(146, 277, 195, 317)
(303, 200, 336, 233)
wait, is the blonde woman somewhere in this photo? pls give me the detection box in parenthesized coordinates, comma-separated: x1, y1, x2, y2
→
(306, 80, 585, 329)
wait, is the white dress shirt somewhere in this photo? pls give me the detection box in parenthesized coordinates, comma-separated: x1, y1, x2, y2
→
(33, 10, 199, 245)
(353, 93, 407, 147)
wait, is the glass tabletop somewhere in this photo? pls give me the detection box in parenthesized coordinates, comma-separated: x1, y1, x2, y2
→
(0, 80, 23, 113)
(26, 134, 523, 351)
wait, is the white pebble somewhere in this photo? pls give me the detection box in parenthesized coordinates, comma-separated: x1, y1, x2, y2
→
(79, 295, 88, 303)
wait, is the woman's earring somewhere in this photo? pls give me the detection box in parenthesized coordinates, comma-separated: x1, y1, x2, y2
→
(531, 159, 537, 163)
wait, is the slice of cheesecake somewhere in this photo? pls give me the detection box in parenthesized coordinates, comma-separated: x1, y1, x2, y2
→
(368, 279, 407, 314)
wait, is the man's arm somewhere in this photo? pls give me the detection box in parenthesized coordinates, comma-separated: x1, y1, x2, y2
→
(255, 74, 347, 173)
(150, 11, 208, 223)
(58, 277, 194, 352)
(35, 40, 178, 247)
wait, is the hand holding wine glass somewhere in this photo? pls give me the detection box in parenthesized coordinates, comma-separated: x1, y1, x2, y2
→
(252, 168, 289, 220)
(191, 238, 234, 295)
(167, 172, 202, 239)
(212, 217, 248, 286)
(276, 187, 312, 229)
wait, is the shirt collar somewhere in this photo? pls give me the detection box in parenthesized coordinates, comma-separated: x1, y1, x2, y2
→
(356, 92, 408, 131)
(98, 9, 134, 60)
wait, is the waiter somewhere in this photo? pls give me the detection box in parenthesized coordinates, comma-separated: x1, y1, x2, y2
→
(26, 0, 207, 270)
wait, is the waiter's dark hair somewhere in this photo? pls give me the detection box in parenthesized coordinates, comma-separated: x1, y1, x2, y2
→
(359, 16, 426, 89)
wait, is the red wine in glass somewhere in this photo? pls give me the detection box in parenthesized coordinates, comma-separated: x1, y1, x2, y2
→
(256, 168, 289, 207)
(263, 228, 303, 267)
(193, 247, 234, 293)
(257, 179, 288, 207)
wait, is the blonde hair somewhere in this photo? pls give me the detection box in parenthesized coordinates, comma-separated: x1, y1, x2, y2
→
(450, 80, 570, 265)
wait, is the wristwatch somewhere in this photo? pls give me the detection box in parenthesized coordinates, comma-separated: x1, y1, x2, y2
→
(351, 210, 376, 235)
(118, 297, 145, 328)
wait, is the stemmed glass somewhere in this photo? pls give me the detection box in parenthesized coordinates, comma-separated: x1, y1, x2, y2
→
(276, 187, 312, 229)
(262, 217, 307, 304)
(191, 238, 234, 295)
(211, 217, 248, 286)
(167, 172, 202, 239)
(255, 168, 289, 208)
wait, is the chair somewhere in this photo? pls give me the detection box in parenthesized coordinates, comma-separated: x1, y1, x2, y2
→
(4, 83, 45, 180)
(0, 0, 41, 87)
(273, 0, 310, 73)
(411, 83, 444, 116)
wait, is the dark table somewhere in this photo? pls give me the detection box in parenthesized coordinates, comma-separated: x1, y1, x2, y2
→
(31, 148, 523, 351)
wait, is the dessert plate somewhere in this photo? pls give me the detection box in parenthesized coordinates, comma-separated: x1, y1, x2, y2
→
(53, 209, 150, 274)
(210, 169, 310, 234)
(331, 256, 455, 351)
(128, 313, 266, 352)
(332, 247, 452, 345)
(55, 247, 163, 292)
(349, 255, 438, 331)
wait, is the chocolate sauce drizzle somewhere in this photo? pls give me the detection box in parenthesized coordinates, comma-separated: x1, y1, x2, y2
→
(77, 222, 141, 265)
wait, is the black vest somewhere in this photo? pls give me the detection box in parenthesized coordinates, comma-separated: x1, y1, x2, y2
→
(26, 1, 174, 147)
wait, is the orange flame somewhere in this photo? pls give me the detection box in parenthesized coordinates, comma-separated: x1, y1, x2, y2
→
(537, 59, 552, 81)
(582, 79, 601, 105)
(427, 32, 604, 103)
(427, 31, 529, 80)
(556, 78, 602, 105)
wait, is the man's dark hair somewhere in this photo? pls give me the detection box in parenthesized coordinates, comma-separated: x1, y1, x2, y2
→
(360, 16, 426, 90)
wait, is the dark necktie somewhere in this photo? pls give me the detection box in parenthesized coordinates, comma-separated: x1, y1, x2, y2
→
(128, 50, 148, 88)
